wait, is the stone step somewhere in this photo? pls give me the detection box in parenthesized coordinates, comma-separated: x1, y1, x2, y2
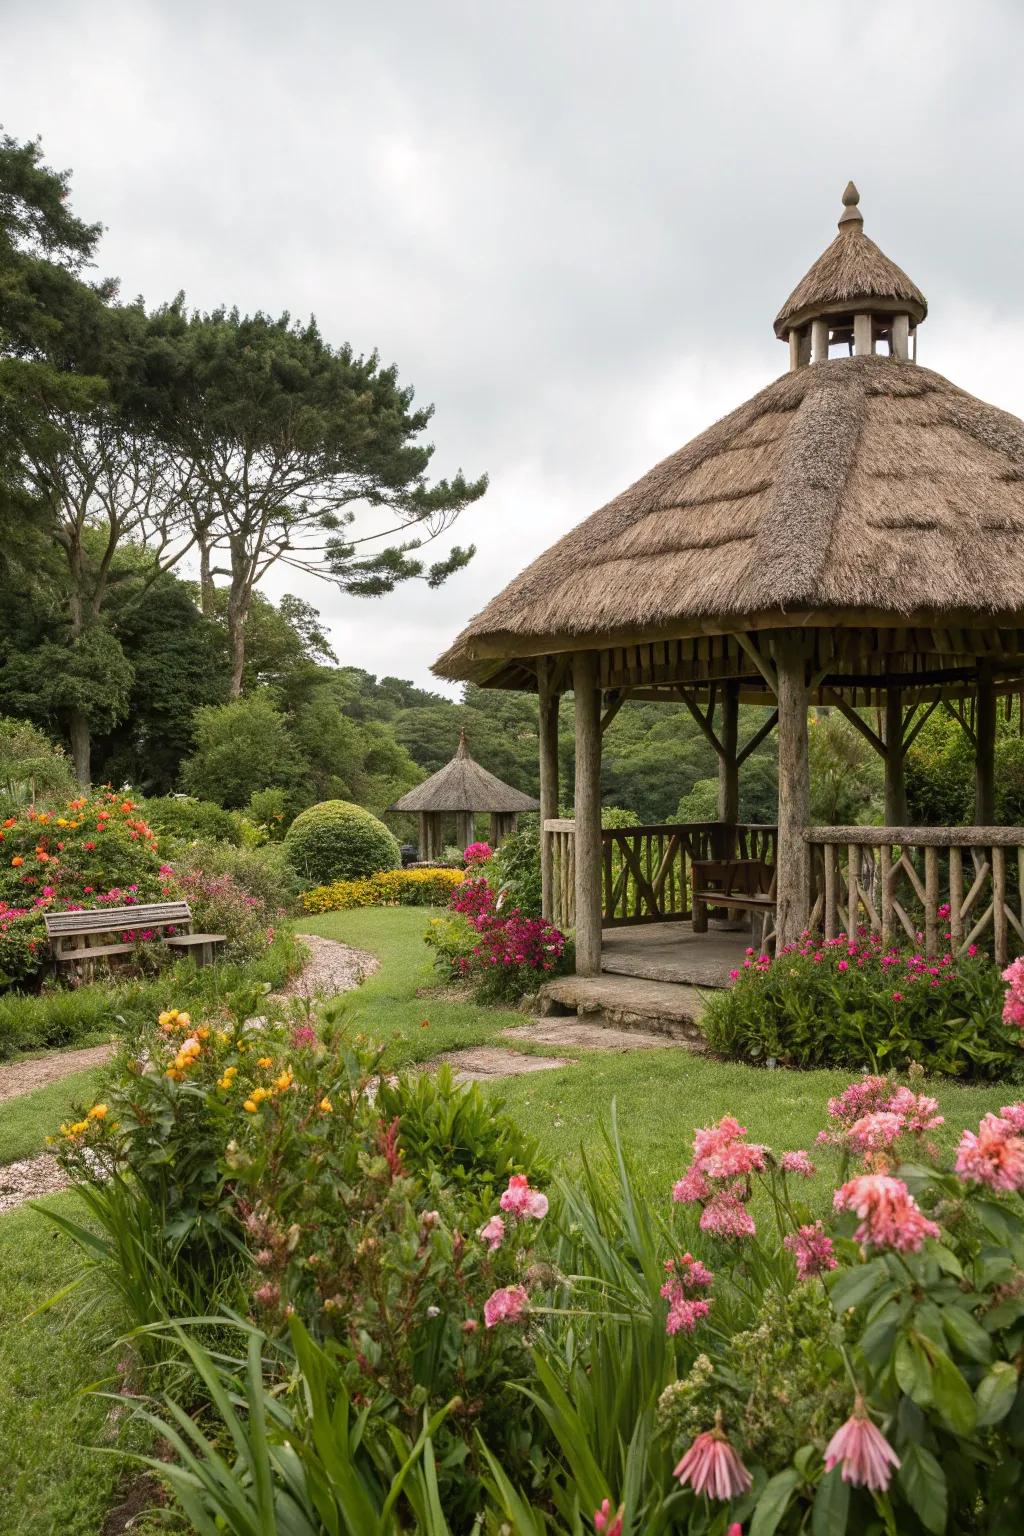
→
(537, 973, 708, 1044)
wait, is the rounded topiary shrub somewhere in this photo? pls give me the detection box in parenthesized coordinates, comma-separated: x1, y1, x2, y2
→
(284, 800, 401, 886)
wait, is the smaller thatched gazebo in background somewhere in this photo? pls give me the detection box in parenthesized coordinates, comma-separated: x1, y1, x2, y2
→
(389, 731, 539, 860)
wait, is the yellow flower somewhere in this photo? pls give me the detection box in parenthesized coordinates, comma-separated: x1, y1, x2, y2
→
(61, 1119, 89, 1137)
(252, 1086, 271, 1103)
(87, 1103, 108, 1120)
(243, 1098, 258, 1113)
(319, 1097, 333, 1113)
(257, 1056, 273, 1069)
(273, 1068, 293, 1093)
(195, 1025, 210, 1041)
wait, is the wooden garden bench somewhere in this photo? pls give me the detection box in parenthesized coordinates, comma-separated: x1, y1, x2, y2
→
(44, 901, 226, 974)
(691, 858, 777, 939)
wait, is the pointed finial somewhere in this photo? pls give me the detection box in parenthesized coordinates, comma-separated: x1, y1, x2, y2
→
(456, 728, 469, 758)
(838, 181, 863, 229)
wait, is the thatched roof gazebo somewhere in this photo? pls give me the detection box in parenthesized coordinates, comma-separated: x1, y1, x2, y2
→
(435, 184, 1024, 980)
(389, 730, 539, 860)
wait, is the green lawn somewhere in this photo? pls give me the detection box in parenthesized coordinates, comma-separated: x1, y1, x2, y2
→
(0, 1067, 107, 1165)
(302, 907, 1013, 1202)
(0, 1195, 141, 1536)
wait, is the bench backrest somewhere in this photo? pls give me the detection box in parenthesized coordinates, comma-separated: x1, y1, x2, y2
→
(44, 901, 192, 938)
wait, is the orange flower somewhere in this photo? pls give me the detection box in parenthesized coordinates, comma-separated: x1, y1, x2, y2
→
(10, 856, 23, 867)
(2, 818, 15, 829)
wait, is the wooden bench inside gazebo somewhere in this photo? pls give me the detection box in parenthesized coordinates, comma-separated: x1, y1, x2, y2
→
(434, 183, 1024, 1001)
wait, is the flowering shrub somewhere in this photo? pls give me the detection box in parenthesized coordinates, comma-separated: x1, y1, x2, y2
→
(300, 865, 465, 912)
(702, 929, 1017, 1079)
(174, 867, 276, 963)
(0, 792, 166, 985)
(463, 840, 493, 866)
(426, 869, 568, 1002)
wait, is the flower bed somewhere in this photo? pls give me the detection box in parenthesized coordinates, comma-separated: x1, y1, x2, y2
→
(0, 793, 165, 985)
(702, 928, 1018, 1080)
(425, 862, 567, 1001)
(300, 865, 465, 912)
(52, 966, 1024, 1531)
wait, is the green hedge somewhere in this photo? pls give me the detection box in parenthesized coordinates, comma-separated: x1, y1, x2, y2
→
(283, 800, 401, 885)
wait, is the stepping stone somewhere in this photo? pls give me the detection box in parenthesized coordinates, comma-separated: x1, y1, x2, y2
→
(505, 1020, 680, 1052)
(435, 1047, 570, 1082)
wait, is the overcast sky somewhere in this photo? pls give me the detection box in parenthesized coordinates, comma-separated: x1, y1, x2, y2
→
(5, 0, 1024, 695)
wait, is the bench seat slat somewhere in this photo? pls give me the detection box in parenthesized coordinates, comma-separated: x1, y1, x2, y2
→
(44, 901, 192, 937)
(166, 933, 228, 945)
(54, 941, 138, 959)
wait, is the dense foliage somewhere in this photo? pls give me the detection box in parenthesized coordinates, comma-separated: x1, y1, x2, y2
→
(702, 930, 1019, 1080)
(284, 799, 401, 885)
(425, 851, 568, 1002)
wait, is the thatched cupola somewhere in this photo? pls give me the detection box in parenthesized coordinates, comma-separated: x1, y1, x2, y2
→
(389, 730, 539, 859)
(775, 183, 927, 369)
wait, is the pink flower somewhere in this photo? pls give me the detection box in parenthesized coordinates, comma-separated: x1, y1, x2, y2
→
(833, 1174, 940, 1253)
(824, 1399, 900, 1491)
(700, 1190, 756, 1239)
(780, 1149, 815, 1177)
(673, 1165, 711, 1204)
(1000, 1102, 1024, 1132)
(674, 1423, 752, 1500)
(956, 1114, 1024, 1193)
(837, 959, 849, 972)
(660, 1252, 714, 1334)
(499, 1174, 549, 1220)
(483, 1284, 528, 1328)
(784, 1221, 837, 1280)
(827, 1077, 892, 1128)
(478, 1214, 506, 1251)
(886, 1088, 943, 1135)
(593, 1500, 623, 1536)
(847, 1111, 905, 1155)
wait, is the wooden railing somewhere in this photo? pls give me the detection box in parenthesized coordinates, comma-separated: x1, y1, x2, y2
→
(805, 826, 1024, 966)
(543, 821, 778, 932)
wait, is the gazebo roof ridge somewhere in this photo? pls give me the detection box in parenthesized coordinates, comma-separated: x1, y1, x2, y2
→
(388, 730, 539, 814)
(435, 352, 1024, 683)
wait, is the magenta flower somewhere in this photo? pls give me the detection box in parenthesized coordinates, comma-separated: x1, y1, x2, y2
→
(674, 1421, 752, 1500)
(593, 1500, 623, 1536)
(784, 1221, 837, 1280)
(483, 1284, 528, 1328)
(824, 1399, 900, 1491)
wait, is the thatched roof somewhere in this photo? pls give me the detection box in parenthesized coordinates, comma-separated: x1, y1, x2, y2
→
(389, 731, 539, 813)
(435, 354, 1024, 683)
(774, 183, 926, 337)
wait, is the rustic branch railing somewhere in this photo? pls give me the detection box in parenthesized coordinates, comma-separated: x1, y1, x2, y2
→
(543, 821, 778, 932)
(805, 826, 1024, 966)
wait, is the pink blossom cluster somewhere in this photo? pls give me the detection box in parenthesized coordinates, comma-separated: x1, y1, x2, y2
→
(1002, 956, 1024, 1029)
(732, 926, 974, 997)
(955, 1109, 1024, 1192)
(824, 1400, 900, 1491)
(592, 1499, 624, 1536)
(817, 1076, 943, 1164)
(482, 1284, 528, 1328)
(672, 1115, 764, 1238)
(457, 909, 565, 977)
(478, 1174, 549, 1253)
(462, 841, 493, 866)
(833, 1174, 940, 1253)
(660, 1252, 713, 1335)
(783, 1220, 837, 1280)
(674, 1423, 752, 1500)
(450, 875, 497, 923)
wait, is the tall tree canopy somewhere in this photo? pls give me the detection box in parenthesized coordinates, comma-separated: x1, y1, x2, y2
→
(138, 303, 487, 694)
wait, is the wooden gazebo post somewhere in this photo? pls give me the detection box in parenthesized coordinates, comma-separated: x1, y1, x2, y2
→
(538, 657, 561, 922)
(573, 651, 603, 975)
(774, 635, 811, 946)
(976, 660, 997, 823)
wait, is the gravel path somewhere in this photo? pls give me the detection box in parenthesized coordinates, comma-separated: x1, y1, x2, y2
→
(0, 1042, 114, 1105)
(0, 936, 377, 1217)
(276, 933, 378, 998)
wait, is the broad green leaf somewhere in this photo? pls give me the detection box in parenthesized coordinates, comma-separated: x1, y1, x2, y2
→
(895, 1335, 932, 1407)
(812, 1465, 850, 1536)
(930, 1347, 977, 1436)
(830, 1258, 887, 1313)
(942, 1304, 993, 1363)
(750, 1468, 800, 1536)
(898, 1443, 947, 1535)
(976, 1361, 1019, 1427)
